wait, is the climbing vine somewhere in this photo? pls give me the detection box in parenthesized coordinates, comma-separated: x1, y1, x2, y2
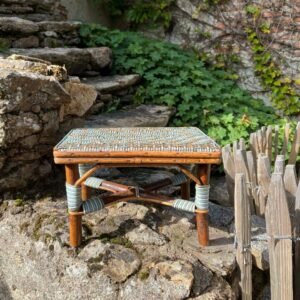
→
(245, 4, 300, 115)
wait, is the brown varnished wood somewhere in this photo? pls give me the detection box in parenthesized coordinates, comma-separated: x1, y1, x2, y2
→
(54, 149, 221, 159)
(181, 180, 190, 200)
(196, 164, 210, 246)
(54, 157, 221, 165)
(65, 164, 82, 248)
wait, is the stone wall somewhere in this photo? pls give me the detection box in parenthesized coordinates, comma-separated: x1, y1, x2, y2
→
(0, 17, 81, 49)
(0, 0, 67, 21)
(0, 51, 113, 192)
(142, 0, 300, 105)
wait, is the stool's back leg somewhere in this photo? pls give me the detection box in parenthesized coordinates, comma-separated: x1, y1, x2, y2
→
(196, 164, 211, 246)
(66, 164, 82, 248)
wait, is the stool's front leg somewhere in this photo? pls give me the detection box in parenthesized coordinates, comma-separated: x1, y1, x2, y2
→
(196, 164, 211, 246)
(65, 164, 82, 247)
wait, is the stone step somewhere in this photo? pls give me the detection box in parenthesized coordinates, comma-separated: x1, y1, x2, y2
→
(82, 74, 141, 94)
(0, 17, 81, 48)
(2, 47, 113, 76)
(0, 0, 67, 21)
(84, 104, 175, 128)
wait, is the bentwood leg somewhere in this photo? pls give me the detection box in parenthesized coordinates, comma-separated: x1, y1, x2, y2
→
(196, 164, 211, 246)
(65, 164, 82, 247)
(181, 179, 190, 200)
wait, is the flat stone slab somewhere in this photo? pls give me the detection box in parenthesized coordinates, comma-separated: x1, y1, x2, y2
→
(4, 47, 112, 75)
(85, 104, 175, 128)
(0, 17, 38, 34)
(82, 74, 141, 93)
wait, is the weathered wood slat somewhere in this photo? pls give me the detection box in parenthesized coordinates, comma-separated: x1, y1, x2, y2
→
(250, 133, 257, 162)
(247, 151, 259, 215)
(257, 154, 271, 216)
(274, 155, 285, 175)
(294, 183, 300, 300)
(235, 173, 252, 300)
(266, 125, 273, 163)
(265, 173, 293, 300)
(222, 145, 235, 205)
(282, 123, 290, 157)
(256, 129, 263, 154)
(284, 164, 297, 218)
(239, 138, 246, 151)
(274, 125, 279, 159)
(235, 149, 255, 214)
(261, 126, 267, 153)
(288, 122, 300, 164)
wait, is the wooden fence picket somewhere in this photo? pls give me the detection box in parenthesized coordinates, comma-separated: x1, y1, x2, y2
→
(284, 164, 297, 218)
(266, 125, 273, 162)
(256, 154, 271, 216)
(274, 155, 285, 175)
(282, 123, 290, 157)
(274, 125, 279, 159)
(235, 173, 252, 300)
(234, 150, 255, 214)
(294, 183, 300, 300)
(265, 173, 293, 300)
(222, 145, 235, 205)
(288, 122, 300, 164)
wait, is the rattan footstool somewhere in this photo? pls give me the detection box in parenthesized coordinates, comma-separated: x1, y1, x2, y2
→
(53, 127, 221, 248)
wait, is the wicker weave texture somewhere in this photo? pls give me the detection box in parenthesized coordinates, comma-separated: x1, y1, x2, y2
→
(55, 127, 220, 153)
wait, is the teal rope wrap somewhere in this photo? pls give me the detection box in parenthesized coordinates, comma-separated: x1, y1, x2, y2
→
(66, 183, 82, 211)
(172, 199, 195, 213)
(84, 177, 105, 189)
(170, 173, 188, 186)
(195, 184, 210, 210)
(78, 164, 93, 177)
(82, 197, 105, 214)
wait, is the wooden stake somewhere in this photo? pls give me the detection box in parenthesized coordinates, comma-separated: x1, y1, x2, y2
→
(222, 145, 235, 205)
(282, 123, 290, 157)
(235, 173, 252, 300)
(294, 183, 300, 300)
(265, 173, 293, 300)
(265, 125, 273, 163)
(257, 154, 271, 216)
(288, 122, 300, 164)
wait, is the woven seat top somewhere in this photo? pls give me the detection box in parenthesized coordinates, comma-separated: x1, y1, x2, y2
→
(54, 127, 221, 161)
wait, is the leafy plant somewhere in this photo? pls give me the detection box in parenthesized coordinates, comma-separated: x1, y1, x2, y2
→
(80, 24, 279, 146)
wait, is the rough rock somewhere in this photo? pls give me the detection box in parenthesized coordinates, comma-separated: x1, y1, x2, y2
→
(193, 276, 235, 299)
(83, 74, 141, 93)
(85, 105, 175, 128)
(210, 176, 232, 207)
(6, 47, 112, 75)
(63, 82, 97, 117)
(0, 17, 38, 34)
(0, 68, 70, 116)
(86, 48, 113, 71)
(0, 195, 237, 299)
(99, 244, 141, 282)
(38, 21, 81, 33)
(208, 202, 234, 229)
(0, 56, 67, 81)
(125, 223, 167, 246)
(120, 260, 194, 299)
(183, 227, 236, 276)
(12, 35, 39, 48)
